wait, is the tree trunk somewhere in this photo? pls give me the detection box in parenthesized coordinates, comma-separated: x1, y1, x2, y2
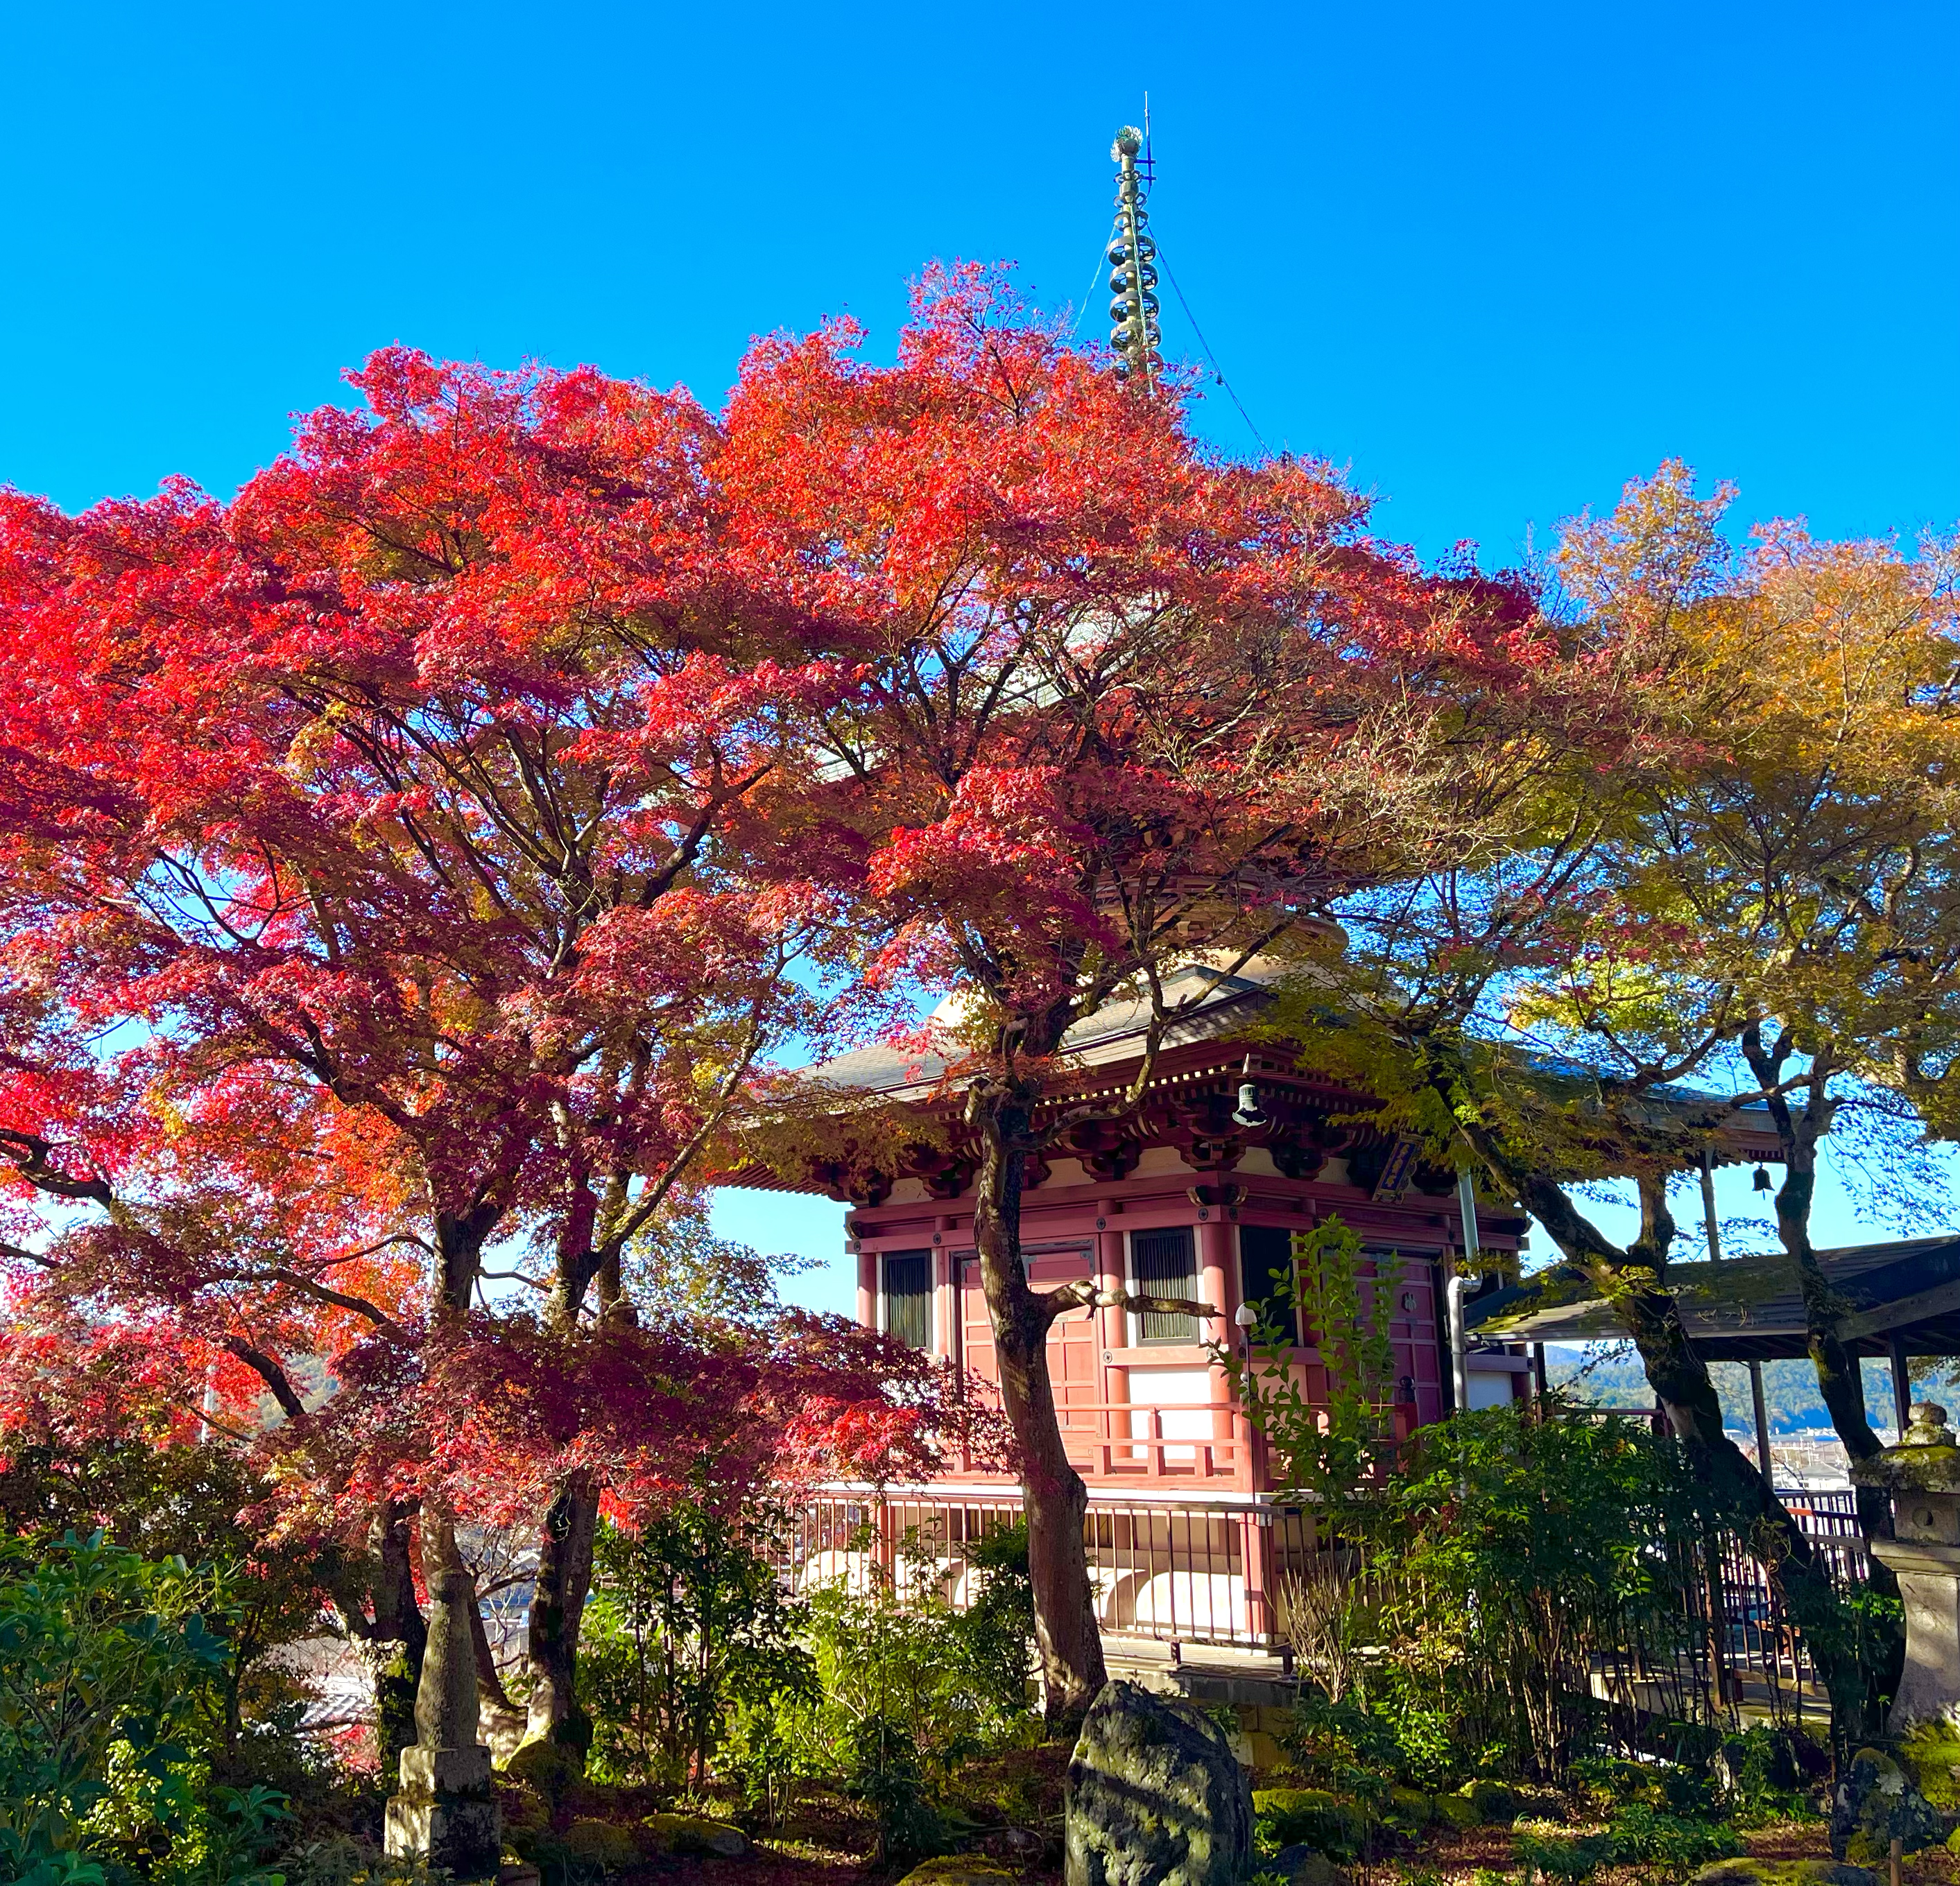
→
(1495, 1152, 1880, 1751)
(524, 1467, 601, 1751)
(467, 1584, 527, 1760)
(403, 1204, 497, 1758)
(369, 1501, 428, 1779)
(1742, 1042, 1894, 1540)
(969, 1082, 1108, 1731)
(1776, 1149, 1892, 1537)
(1739, 1048, 1904, 1704)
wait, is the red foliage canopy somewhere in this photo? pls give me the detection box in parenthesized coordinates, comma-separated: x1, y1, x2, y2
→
(0, 336, 959, 1536)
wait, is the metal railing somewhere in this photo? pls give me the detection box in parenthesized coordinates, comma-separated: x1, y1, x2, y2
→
(786, 1493, 1310, 1649)
(786, 1480, 1873, 1701)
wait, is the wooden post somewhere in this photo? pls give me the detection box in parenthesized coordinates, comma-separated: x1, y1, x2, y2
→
(1750, 1359, 1775, 1489)
(1891, 1335, 1914, 1438)
(1200, 1214, 1239, 1485)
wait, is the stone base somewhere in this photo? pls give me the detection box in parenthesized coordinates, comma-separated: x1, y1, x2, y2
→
(384, 1742, 501, 1878)
(1872, 1539, 1960, 1732)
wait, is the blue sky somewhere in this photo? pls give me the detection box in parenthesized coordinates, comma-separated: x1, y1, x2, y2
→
(5, 1, 1956, 1311)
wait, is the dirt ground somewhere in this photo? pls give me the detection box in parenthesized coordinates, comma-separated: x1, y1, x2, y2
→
(674, 1807, 1957, 1886)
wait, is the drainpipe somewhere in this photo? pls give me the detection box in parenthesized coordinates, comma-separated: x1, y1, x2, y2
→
(1446, 1272, 1472, 1417)
(1448, 1168, 1480, 1416)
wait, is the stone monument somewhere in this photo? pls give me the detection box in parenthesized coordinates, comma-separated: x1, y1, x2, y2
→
(1065, 1679, 1252, 1886)
(1851, 1400, 1960, 1731)
(384, 1566, 502, 1879)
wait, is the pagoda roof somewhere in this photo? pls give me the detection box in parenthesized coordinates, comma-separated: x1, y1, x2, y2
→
(798, 957, 1284, 1102)
(727, 955, 1781, 1203)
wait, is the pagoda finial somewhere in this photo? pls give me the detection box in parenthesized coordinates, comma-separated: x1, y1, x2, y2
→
(1106, 121, 1160, 391)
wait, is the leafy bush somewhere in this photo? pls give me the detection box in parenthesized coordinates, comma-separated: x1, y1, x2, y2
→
(841, 1713, 942, 1862)
(1275, 1694, 1398, 1810)
(1369, 1401, 1721, 1781)
(0, 1530, 290, 1885)
(946, 1522, 1035, 1716)
(1513, 1831, 1615, 1886)
(1607, 1804, 1741, 1886)
(1252, 1786, 1369, 1860)
(582, 1500, 814, 1792)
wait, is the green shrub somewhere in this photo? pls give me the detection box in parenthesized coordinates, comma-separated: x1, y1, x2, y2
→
(279, 1837, 454, 1886)
(564, 1818, 639, 1874)
(1275, 1693, 1397, 1809)
(582, 1500, 814, 1792)
(1513, 1830, 1615, 1886)
(1462, 1779, 1516, 1824)
(843, 1712, 944, 1862)
(0, 1530, 291, 1885)
(947, 1522, 1035, 1715)
(1607, 1805, 1742, 1886)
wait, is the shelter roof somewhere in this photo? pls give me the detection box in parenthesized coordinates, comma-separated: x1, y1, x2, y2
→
(1470, 1235, 1960, 1360)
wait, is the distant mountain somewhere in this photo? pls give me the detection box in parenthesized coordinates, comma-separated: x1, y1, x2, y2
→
(1544, 1343, 1934, 1437)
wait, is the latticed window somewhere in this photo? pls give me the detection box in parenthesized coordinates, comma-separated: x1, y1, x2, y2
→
(884, 1250, 932, 1350)
(1132, 1227, 1197, 1342)
(1238, 1224, 1298, 1344)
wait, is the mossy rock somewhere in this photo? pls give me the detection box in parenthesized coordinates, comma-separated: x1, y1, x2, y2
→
(564, 1818, 640, 1875)
(498, 1787, 549, 1842)
(897, 1859, 1024, 1886)
(1462, 1779, 1518, 1824)
(504, 1738, 584, 1804)
(1434, 1793, 1482, 1831)
(1900, 1723, 1960, 1815)
(1253, 1787, 1368, 1859)
(1832, 1747, 1939, 1863)
(1515, 1786, 1567, 1824)
(1385, 1786, 1434, 1830)
(640, 1812, 750, 1859)
(1691, 1863, 1881, 1886)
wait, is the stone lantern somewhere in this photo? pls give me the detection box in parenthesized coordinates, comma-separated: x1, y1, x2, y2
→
(1851, 1401, 1960, 1731)
(384, 1567, 502, 1878)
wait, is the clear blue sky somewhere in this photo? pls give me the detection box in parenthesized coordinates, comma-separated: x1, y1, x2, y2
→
(6, 1, 1956, 1310)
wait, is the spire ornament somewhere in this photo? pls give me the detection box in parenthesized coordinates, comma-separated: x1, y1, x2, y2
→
(1106, 125, 1160, 391)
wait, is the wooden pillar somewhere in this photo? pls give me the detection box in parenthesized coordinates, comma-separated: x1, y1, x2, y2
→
(856, 1247, 877, 1330)
(1891, 1335, 1914, 1436)
(1097, 1206, 1127, 1472)
(1239, 1509, 1273, 1645)
(1750, 1360, 1774, 1487)
(1199, 1214, 1238, 1485)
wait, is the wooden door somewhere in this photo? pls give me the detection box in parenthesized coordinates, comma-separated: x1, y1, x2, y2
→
(959, 1245, 1099, 1460)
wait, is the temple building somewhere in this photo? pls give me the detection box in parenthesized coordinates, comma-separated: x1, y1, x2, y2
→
(748, 960, 1570, 1664)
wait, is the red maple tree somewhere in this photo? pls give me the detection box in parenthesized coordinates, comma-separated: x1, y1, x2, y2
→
(721, 266, 1565, 1721)
(0, 347, 954, 1759)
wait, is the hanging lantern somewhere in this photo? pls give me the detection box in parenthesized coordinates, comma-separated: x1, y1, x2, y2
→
(1753, 1165, 1773, 1192)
